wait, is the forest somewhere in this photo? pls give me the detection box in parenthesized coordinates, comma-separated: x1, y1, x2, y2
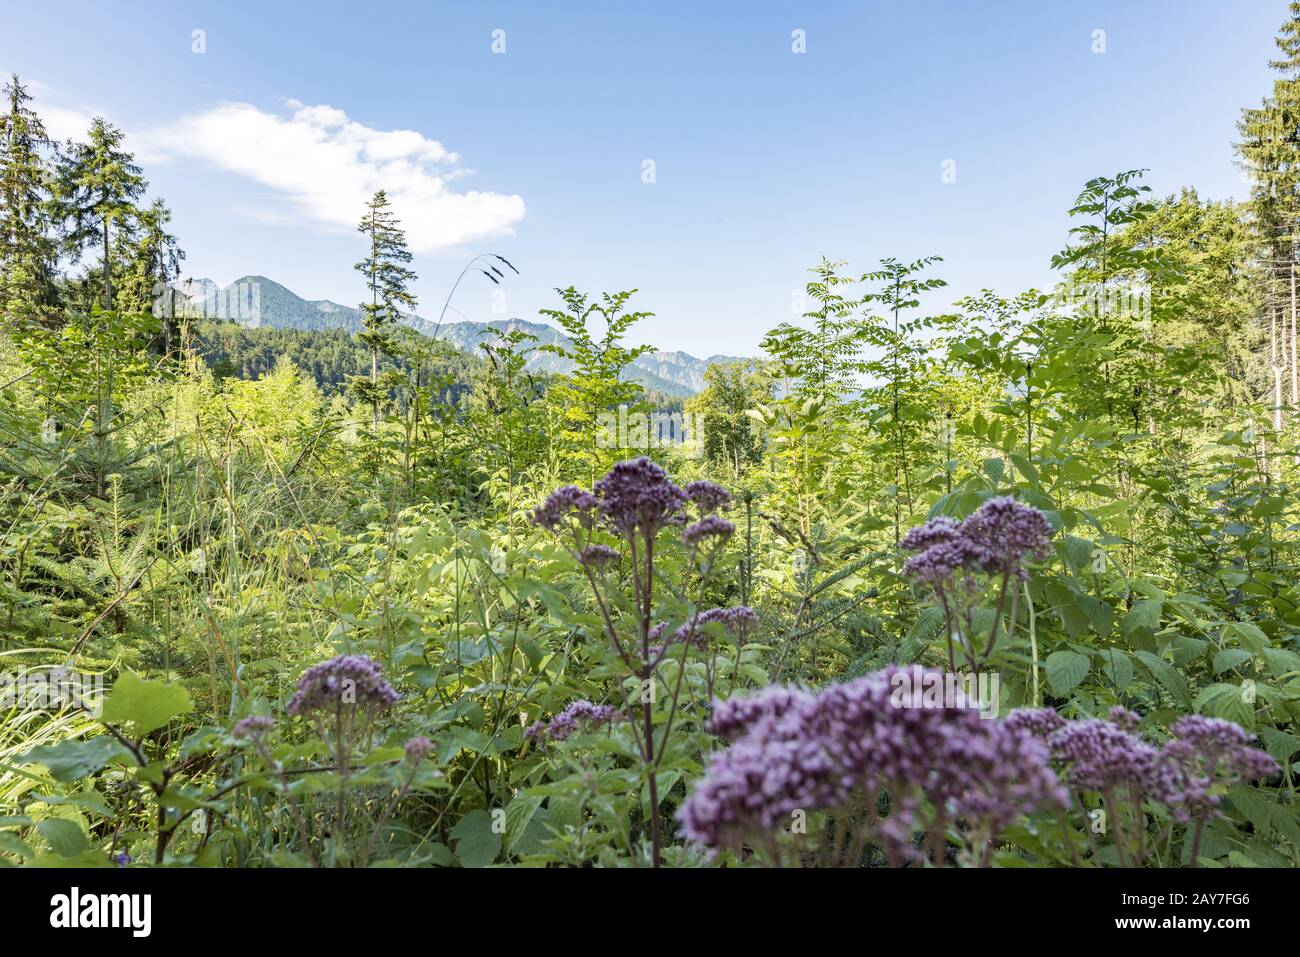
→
(1, 7, 1299, 877)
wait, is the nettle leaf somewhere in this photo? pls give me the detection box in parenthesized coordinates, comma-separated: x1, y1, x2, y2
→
(450, 808, 501, 868)
(1098, 649, 1134, 690)
(503, 793, 545, 857)
(21, 737, 128, 782)
(1120, 599, 1162, 640)
(1133, 651, 1191, 708)
(1260, 647, 1300, 677)
(1171, 635, 1208, 665)
(1073, 592, 1113, 636)
(1223, 622, 1269, 654)
(36, 818, 89, 857)
(1046, 649, 1091, 696)
(101, 672, 193, 735)
(1258, 727, 1300, 765)
(1193, 683, 1254, 729)
(1063, 536, 1096, 575)
(1212, 649, 1253, 675)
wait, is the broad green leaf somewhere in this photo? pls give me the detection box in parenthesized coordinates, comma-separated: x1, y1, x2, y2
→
(21, 737, 128, 782)
(503, 793, 544, 856)
(1133, 650, 1191, 708)
(450, 809, 501, 868)
(1120, 599, 1162, 641)
(1212, 649, 1252, 675)
(1046, 650, 1090, 695)
(101, 672, 193, 735)
(1098, 649, 1133, 690)
(36, 818, 89, 857)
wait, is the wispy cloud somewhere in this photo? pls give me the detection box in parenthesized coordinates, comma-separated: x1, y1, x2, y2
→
(142, 100, 525, 251)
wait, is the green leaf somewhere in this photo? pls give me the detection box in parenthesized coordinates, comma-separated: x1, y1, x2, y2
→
(1261, 647, 1300, 677)
(1120, 599, 1162, 641)
(1073, 592, 1113, 636)
(0, 832, 32, 859)
(1098, 649, 1133, 690)
(449, 809, 501, 868)
(1212, 649, 1253, 675)
(21, 737, 128, 782)
(1223, 622, 1268, 654)
(36, 818, 89, 857)
(1133, 650, 1191, 708)
(503, 794, 544, 857)
(101, 672, 193, 735)
(1046, 650, 1091, 695)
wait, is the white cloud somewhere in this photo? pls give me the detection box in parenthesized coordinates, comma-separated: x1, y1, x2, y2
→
(143, 100, 525, 251)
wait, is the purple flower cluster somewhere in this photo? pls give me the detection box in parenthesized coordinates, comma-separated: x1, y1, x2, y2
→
(525, 700, 620, 744)
(683, 606, 760, 644)
(1022, 707, 1279, 826)
(684, 480, 732, 515)
(529, 485, 597, 531)
(679, 665, 1067, 859)
(404, 736, 434, 764)
(1004, 707, 1067, 738)
(706, 685, 816, 742)
(287, 654, 400, 718)
(531, 459, 737, 548)
(651, 606, 762, 658)
(577, 544, 621, 570)
(1048, 718, 1162, 794)
(233, 715, 275, 741)
(901, 497, 1053, 585)
(1160, 716, 1280, 823)
(593, 457, 689, 536)
(683, 515, 736, 547)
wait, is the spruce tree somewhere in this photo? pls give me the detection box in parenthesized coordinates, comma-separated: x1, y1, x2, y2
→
(0, 74, 59, 326)
(352, 189, 416, 429)
(1237, 2, 1300, 418)
(54, 117, 145, 312)
(115, 198, 185, 352)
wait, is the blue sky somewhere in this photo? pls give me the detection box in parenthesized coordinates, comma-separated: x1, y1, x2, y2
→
(1, 0, 1288, 357)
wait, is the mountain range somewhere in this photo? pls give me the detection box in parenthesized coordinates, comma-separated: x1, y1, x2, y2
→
(174, 275, 742, 396)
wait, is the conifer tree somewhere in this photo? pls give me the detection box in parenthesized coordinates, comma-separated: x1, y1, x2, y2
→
(352, 189, 416, 429)
(1237, 2, 1300, 418)
(53, 117, 145, 311)
(0, 74, 59, 325)
(115, 198, 185, 352)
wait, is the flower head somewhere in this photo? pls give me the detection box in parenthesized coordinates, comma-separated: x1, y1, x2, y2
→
(593, 457, 688, 536)
(577, 544, 621, 570)
(529, 485, 598, 531)
(900, 498, 1053, 586)
(233, 715, 275, 742)
(682, 665, 1065, 858)
(684, 480, 732, 515)
(404, 736, 434, 764)
(533, 700, 620, 743)
(1157, 715, 1279, 823)
(960, 496, 1053, 578)
(683, 515, 735, 547)
(287, 654, 400, 718)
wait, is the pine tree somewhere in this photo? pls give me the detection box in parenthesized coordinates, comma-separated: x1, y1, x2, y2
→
(352, 190, 416, 429)
(1237, 2, 1300, 420)
(115, 198, 185, 352)
(0, 74, 59, 326)
(53, 117, 145, 312)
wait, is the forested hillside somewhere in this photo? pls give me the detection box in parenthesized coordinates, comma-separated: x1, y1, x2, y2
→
(2, 7, 1300, 876)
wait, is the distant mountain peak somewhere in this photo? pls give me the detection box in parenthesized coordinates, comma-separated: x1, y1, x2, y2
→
(173, 276, 743, 395)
